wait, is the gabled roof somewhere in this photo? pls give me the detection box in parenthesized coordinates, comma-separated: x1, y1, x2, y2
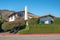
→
(8, 11, 39, 18)
(0, 10, 15, 21)
(39, 14, 55, 18)
(0, 10, 39, 21)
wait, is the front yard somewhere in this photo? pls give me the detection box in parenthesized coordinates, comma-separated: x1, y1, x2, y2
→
(1, 17, 60, 34)
(18, 18, 60, 34)
(18, 24, 60, 34)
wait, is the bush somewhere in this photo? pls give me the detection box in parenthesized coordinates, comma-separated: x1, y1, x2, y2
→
(28, 18, 39, 25)
(54, 17, 60, 24)
(0, 18, 4, 24)
(0, 18, 4, 32)
(2, 18, 25, 32)
(17, 18, 60, 34)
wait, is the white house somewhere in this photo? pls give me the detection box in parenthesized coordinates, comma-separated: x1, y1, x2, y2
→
(8, 6, 39, 22)
(8, 6, 28, 22)
(9, 13, 18, 22)
(39, 14, 54, 24)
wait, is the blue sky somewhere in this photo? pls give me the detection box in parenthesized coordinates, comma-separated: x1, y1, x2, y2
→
(0, 0, 60, 17)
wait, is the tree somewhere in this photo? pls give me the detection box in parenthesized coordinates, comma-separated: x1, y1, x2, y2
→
(0, 18, 4, 32)
(2, 18, 26, 33)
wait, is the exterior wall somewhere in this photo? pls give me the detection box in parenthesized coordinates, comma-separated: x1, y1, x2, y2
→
(28, 16, 32, 19)
(45, 20, 50, 24)
(9, 13, 25, 22)
(15, 14, 18, 17)
(39, 16, 54, 24)
(8, 12, 37, 22)
(9, 14, 18, 22)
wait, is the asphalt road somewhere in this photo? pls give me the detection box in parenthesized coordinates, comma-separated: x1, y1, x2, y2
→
(0, 36, 60, 40)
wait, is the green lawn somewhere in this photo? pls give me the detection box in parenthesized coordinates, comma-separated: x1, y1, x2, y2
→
(18, 18, 60, 34)
(28, 24, 60, 34)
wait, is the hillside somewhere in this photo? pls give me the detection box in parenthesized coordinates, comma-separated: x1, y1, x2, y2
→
(0, 10, 15, 21)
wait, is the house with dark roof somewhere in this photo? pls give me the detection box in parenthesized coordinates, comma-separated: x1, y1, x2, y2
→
(0, 7, 54, 24)
(8, 11, 39, 22)
(0, 6, 39, 22)
(0, 10, 15, 22)
(0, 11, 39, 22)
(39, 14, 54, 24)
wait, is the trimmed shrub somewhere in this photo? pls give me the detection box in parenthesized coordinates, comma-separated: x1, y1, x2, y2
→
(0, 18, 4, 32)
(28, 18, 39, 25)
(54, 17, 60, 24)
(2, 18, 25, 32)
(0, 18, 4, 24)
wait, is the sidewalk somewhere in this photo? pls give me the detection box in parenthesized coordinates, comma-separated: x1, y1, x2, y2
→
(0, 33, 60, 36)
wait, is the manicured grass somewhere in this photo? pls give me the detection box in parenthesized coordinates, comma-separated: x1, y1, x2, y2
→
(28, 24, 60, 34)
(17, 26, 29, 34)
(18, 18, 60, 34)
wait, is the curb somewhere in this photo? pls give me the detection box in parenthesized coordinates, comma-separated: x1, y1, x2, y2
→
(0, 34, 60, 36)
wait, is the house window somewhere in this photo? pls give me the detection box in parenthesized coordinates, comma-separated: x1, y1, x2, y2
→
(11, 17, 13, 19)
(41, 21, 44, 24)
(18, 13, 24, 17)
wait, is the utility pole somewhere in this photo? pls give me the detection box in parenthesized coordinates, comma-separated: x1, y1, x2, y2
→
(24, 6, 28, 26)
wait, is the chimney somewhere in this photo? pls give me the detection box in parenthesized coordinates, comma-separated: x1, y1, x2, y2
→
(25, 6, 28, 26)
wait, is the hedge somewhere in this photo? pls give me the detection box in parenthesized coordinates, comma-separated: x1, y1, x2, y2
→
(2, 18, 25, 31)
(28, 18, 39, 25)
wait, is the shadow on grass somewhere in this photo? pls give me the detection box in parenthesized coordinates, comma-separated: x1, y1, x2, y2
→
(10, 25, 26, 34)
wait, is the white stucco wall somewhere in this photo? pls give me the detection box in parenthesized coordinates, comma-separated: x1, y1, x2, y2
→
(15, 14, 18, 17)
(45, 20, 49, 24)
(9, 15, 15, 22)
(9, 14, 18, 22)
(28, 16, 32, 19)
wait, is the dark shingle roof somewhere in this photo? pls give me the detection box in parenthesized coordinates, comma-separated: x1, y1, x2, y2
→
(39, 14, 55, 18)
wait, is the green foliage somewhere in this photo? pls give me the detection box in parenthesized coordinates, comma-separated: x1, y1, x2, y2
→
(28, 24, 60, 34)
(17, 26, 29, 34)
(54, 17, 60, 24)
(18, 17, 60, 34)
(0, 18, 4, 24)
(18, 24, 60, 34)
(0, 18, 4, 32)
(2, 17, 60, 34)
(2, 22, 13, 30)
(28, 18, 39, 25)
(2, 18, 25, 31)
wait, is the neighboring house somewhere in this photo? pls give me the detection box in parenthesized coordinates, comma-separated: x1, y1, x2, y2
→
(39, 14, 54, 24)
(0, 10, 54, 24)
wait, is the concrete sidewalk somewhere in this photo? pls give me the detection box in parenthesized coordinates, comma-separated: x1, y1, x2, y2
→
(0, 35, 60, 40)
(0, 33, 60, 36)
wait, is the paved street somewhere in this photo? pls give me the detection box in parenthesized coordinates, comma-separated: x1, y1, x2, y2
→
(0, 35, 60, 40)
